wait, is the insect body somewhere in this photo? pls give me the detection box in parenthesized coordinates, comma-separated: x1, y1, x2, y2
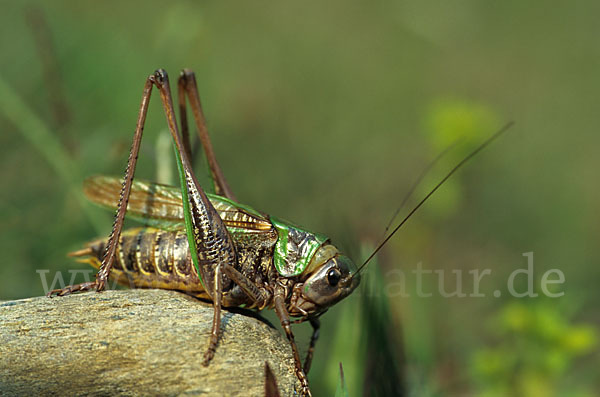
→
(71, 176, 359, 315)
(49, 69, 363, 396)
(49, 68, 510, 396)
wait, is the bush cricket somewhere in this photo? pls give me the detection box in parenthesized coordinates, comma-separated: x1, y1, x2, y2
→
(48, 69, 512, 396)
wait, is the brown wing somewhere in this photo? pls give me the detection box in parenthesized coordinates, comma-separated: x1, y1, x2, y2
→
(83, 175, 273, 232)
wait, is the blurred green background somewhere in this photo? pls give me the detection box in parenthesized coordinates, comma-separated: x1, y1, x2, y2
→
(1, 1, 598, 396)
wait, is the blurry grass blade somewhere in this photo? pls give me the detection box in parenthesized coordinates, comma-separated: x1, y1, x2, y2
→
(0, 76, 104, 233)
(335, 362, 349, 397)
(264, 362, 281, 397)
(155, 129, 173, 185)
(25, 6, 71, 129)
(0, 76, 76, 186)
(360, 243, 405, 396)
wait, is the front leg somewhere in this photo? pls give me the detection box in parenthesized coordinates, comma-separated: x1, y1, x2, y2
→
(303, 318, 320, 375)
(274, 287, 312, 397)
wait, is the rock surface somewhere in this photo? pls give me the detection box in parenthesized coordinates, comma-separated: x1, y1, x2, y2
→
(0, 289, 301, 396)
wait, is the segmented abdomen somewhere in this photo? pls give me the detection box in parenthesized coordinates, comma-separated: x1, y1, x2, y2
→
(73, 227, 207, 297)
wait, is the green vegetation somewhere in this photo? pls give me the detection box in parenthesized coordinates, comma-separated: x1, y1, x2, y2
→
(1, 2, 598, 395)
(471, 301, 597, 396)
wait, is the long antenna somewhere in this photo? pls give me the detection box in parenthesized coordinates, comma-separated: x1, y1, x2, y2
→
(355, 121, 514, 276)
(382, 139, 460, 237)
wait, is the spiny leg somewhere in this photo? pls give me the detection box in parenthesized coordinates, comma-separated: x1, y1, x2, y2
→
(223, 264, 269, 307)
(274, 288, 312, 397)
(152, 70, 237, 366)
(49, 69, 237, 369)
(48, 77, 156, 297)
(47, 281, 97, 297)
(303, 318, 320, 375)
(177, 70, 194, 162)
(49, 72, 238, 372)
(177, 69, 236, 201)
(203, 261, 223, 365)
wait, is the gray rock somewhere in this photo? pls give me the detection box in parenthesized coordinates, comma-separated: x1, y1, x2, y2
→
(0, 289, 301, 396)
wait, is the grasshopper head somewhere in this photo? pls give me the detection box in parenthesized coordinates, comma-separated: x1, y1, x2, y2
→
(290, 245, 360, 316)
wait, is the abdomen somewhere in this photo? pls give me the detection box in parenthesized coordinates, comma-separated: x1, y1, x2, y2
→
(71, 227, 209, 298)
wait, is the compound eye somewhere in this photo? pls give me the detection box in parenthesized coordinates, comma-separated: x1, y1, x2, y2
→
(326, 268, 341, 287)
